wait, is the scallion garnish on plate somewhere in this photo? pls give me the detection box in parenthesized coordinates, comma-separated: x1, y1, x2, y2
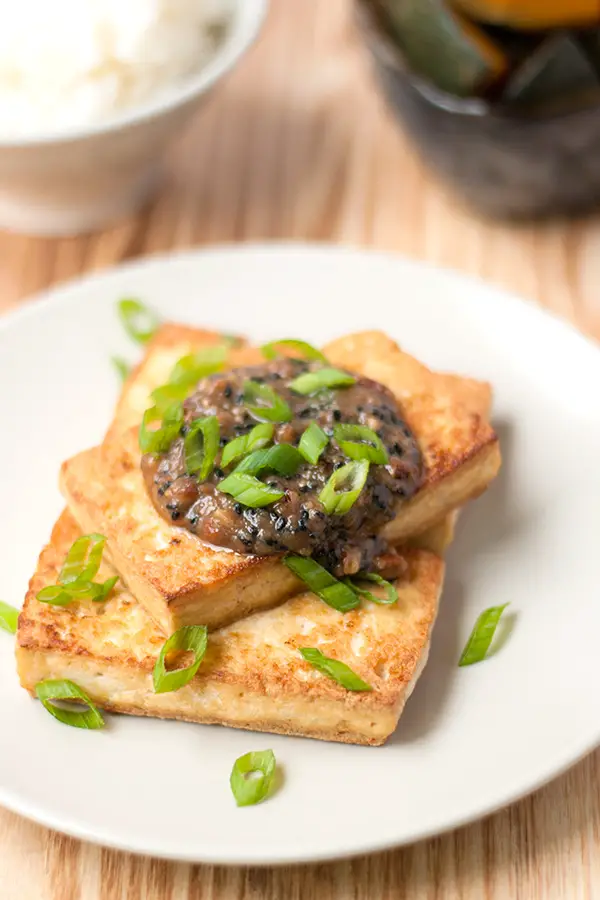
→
(0, 601, 19, 635)
(35, 679, 105, 729)
(346, 573, 398, 606)
(139, 401, 183, 454)
(300, 648, 372, 691)
(261, 338, 327, 363)
(289, 367, 356, 396)
(184, 416, 220, 481)
(243, 380, 292, 423)
(117, 298, 160, 345)
(217, 473, 285, 508)
(333, 424, 389, 465)
(459, 604, 510, 667)
(230, 750, 276, 807)
(319, 460, 369, 516)
(298, 423, 329, 465)
(283, 556, 360, 612)
(221, 423, 274, 468)
(153, 625, 208, 694)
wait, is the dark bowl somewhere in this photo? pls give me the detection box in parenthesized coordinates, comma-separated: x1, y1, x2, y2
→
(356, 0, 600, 219)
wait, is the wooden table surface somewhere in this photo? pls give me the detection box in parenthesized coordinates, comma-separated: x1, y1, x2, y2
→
(1, 2, 599, 897)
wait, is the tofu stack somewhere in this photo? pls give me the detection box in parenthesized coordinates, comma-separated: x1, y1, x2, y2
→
(16, 326, 499, 746)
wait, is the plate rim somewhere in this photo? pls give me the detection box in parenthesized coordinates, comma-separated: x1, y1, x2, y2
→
(1, 242, 599, 866)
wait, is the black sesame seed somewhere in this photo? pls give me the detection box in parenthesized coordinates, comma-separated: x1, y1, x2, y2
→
(333, 410, 342, 422)
(275, 517, 287, 532)
(298, 520, 307, 531)
(189, 514, 199, 526)
(224, 385, 232, 399)
(239, 535, 252, 548)
(234, 503, 243, 515)
(213, 467, 224, 478)
(265, 538, 278, 548)
(299, 485, 311, 493)
(170, 510, 181, 521)
(247, 525, 259, 537)
(301, 510, 309, 521)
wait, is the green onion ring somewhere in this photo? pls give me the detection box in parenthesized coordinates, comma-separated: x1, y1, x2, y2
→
(221, 424, 274, 468)
(0, 601, 19, 634)
(243, 380, 292, 423)
(35, 679, 105, 729)
(153, 625, 208, 694)
(319, 460, 369, 516)
(230, 750, 276, 807)
(289, 367, 356, 396)
(139, 402, 183, 454)
(261, 339, 327, 363)
(345, 573, 398, 606)
(117, 298, 160, 344)
(459, 604, 510, 667)
(184, 416, 220, 481)
(234, 444, 304, 478)
(59, 533, 106, 585)
(217, 473, 284, 508)
(300, 648, 372, 691)
(283, 556, 360, 612)
(333, 424, 389, 465)
(298, 423, 329, 465)
(168, 345, 228, 388)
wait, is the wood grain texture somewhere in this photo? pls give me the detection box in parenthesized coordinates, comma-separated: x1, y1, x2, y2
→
(0, 1, 598, 897)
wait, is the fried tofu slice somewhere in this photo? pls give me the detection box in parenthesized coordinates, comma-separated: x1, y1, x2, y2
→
(60, 325, 497, 633)
(324, 332, 500, 545)
(16, 512, 443, 747)
(60, 435, 300, 635)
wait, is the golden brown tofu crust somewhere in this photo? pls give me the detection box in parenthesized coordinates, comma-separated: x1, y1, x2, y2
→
(17, 511, 444, 746)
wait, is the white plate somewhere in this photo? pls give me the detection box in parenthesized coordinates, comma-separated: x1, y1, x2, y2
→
(1, 245, 599, 866)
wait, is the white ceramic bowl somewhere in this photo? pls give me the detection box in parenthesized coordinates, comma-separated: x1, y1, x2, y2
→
(0, 0, 267, 237)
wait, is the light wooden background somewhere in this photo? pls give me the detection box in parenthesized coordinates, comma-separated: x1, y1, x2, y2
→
(1, 2, 599, 898)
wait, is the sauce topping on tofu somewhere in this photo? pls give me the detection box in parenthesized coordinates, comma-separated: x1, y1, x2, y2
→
(141, 359, 423, 577)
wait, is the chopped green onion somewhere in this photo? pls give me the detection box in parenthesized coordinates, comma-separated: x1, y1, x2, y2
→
(168, 345, 228, 388)
(230, 750, 276, 807)
(0, 601, 19, 634)
(345, 573, 398, 606)
(59, 533, 106, 585)
(35, 679, 105, 729)
(153, 625, 208, 694)
(217, 473, 284, 508)
(333, 424, 389, 465)
(117, 298, 160, 344)
(185, 416, 220, 481)
(234, 444, 303, 478)
(139, 402, 183, 454)
(221, 424, 274, 468)
(150, 347, 228, 414)
(300, 648, 372, 691)
(459, 604, 510, 667)
(36, 585, 76, 606)
(37, 534, 118, 607)
(112, 356, 130, 382)
(289, 367, 356, 396)
(243, 380, 292, 423)
(261, 339, 327, 363)
(319, 460, 369, 516)
(283, 556, 360, 612)
(298, 423, 329, 465)
(150, 383, 189, 414)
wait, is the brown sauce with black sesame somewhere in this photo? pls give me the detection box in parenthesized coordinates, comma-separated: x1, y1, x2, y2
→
(141, 358, 423, 577)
